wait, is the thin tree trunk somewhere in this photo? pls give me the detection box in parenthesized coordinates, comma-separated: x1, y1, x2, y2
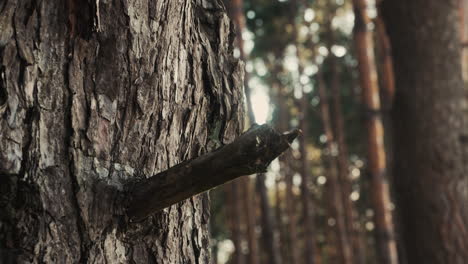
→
(383, 0, 468, 263)
(224, 1, 259, 263)
(317, 72, 353, 264)
(299, 92, 321, 264)
(0, 0, 244, 263)
(325, 17, 366, 263)
(229, 0, 255, 123)
(274, 173, 287, 262)
(229, 181, 247, 264)
(240, 177, 259, 264)
(291, 2, 320, 261)
(293, 2, 322, 262)
(278, 89, 300, 264)
(374, 5, 404, 263)
(460, 0, 468, 81)
(256, 173, 283, 264)
(351, 1, 399, 264)
(329, 53, 366, 264)
(374, 14, 395, 107)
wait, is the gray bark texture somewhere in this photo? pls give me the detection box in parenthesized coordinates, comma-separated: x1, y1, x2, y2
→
(0, 0, 244, 263)
(383, 0, 468, 263)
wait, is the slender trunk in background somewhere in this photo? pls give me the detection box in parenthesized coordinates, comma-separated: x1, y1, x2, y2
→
(383, 0, 468, 263)
(227, 182, 246, 264)
(277, 86, 300, 264)
(291, 1, 320, 262)
(269, 79, 287, 264)
(299, 92, 321, 264)
(240, 177, 259, 264)
(256, 173, 283, 264)
(328, 52, 366, 264)
(352, 1, 399, 264)
(225, 1, 259, 263)
(274, 172, 287, 263)
(375, 4, 404, 263)
(274, 150, 287, 263)
(324, 14, 365, 263)
(317, 72, 353, 264)
(460, 0, 468, 81)
(230, 0, 255, 123)
(374, 14, 395, 107)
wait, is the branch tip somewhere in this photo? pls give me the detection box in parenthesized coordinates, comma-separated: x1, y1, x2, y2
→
(282, 128, 302, 143)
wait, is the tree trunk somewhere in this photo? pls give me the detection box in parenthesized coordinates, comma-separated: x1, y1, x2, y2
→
(0, 0, 244, 263)
(460, 0, 468, 81)
(278, 88, 300, 264)
(383, 0, 468, 263)
(323, 12, 367, 261)
(317, 72, 353, 264)
(352, 1, 399, 264)
(328, 52, 366, 264)
(240, 177, 259, 264)
(374, 13, 395, 107)
(228, 181, 247, 264)
(299, 92, 320, 264)
(256, 173, 282, 264)
(226, 1, 260, 262)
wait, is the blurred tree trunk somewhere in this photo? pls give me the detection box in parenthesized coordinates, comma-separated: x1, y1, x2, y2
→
(317, 72, 353, 264)
(292, 2, 320, 263)
(224, 1, 259, 263)
(374, 6, 405, 263)
(460, 0, 468, 81)
(351, 1, 399, 264)
(228, 182, 247, 264)
(329, 55, 366, 264)
(326, 20, 366, 264)
(256, 173, 282, 264)
(277, 86, 300, 264)
(374, 14, 395, 107)
(299, 92, 321, 264)
(383, 0, 468, 263)
(268, 72, 287, 264)
(0, 0, 244, 263)
(274, 171, 287, 263)
(240, 178, 259, 264)
(229, 0, 255, 123)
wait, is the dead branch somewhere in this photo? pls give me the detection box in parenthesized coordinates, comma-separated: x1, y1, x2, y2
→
(126, 124, 300, 222)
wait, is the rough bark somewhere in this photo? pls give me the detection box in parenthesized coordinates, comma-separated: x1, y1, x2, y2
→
(0, 0, 245, 263)
(352, 1, 399, 264)
(383, 0, 468, 263)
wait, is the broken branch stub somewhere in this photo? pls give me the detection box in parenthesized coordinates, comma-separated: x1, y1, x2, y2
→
(126, 124, 300, 222)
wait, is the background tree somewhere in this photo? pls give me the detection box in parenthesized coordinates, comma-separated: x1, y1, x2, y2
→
(383, 0, 468, 263)
(351, 0, 399, 263)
